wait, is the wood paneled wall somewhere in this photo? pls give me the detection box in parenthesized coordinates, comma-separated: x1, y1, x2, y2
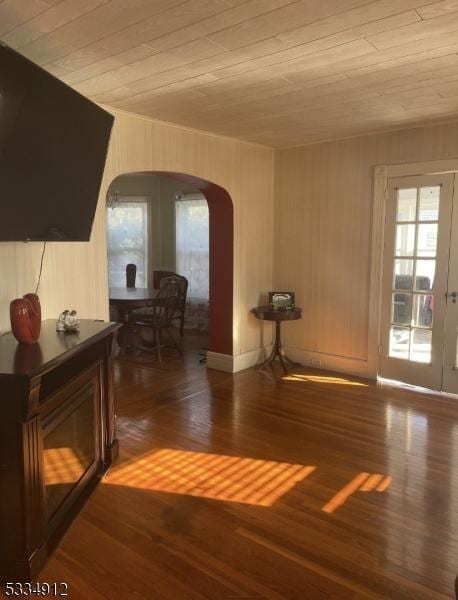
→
(8, 104, 458, 372)
(0, 110, 274, 357)
(274, 121, 458, 376)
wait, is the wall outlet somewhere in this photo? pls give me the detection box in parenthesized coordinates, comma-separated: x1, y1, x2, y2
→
(310, 358, 321, 368)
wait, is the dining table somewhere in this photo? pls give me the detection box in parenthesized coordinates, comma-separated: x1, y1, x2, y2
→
(109, 286, 159, 349)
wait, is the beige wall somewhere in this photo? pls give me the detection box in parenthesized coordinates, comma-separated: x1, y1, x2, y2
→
(0, 109, 274, 358)
(274, 121, 458, 376)
(8, 105, 456, 372)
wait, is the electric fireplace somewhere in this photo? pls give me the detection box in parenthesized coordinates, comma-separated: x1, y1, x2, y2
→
(42, 368, 100, 529)
(0, 320, 121, 582)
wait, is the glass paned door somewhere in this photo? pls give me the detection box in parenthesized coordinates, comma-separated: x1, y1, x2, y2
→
(379, 174, 454, 390)
(390, 185, 438, 364)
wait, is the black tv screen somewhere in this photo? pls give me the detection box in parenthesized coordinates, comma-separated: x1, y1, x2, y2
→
(0, 42, 114, 241)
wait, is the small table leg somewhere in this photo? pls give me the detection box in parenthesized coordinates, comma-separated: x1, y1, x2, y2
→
(118, 307, 132, 354)
(256, 321, 299, 374)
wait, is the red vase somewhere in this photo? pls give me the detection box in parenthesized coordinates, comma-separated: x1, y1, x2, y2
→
(10, 293, 41, 344)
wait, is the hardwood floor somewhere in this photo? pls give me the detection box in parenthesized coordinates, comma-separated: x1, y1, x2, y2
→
(35, 332, 458, 599)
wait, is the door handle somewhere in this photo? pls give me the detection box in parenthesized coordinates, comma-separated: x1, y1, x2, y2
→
(446, 291, 457, 303)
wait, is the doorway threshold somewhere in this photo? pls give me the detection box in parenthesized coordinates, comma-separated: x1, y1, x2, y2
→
(377, 376, 458, 399)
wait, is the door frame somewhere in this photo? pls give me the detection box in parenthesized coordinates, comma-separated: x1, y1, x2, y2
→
(379, 173, 454, 389)
(368, 158, 458, 381)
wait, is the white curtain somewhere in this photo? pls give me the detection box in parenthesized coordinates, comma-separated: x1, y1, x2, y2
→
(107, 198, 148, 287)
(175, 196, 209, 299)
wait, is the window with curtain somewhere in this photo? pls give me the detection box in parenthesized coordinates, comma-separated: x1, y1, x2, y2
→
(175, 195, 209, 299)
(107, 197, 148, 287)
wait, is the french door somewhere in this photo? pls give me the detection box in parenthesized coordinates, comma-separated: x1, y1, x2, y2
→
(379, 172, 458, 393)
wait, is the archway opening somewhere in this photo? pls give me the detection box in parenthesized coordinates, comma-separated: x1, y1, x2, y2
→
(106, 171, 233, 356)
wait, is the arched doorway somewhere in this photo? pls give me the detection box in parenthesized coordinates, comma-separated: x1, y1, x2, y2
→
(107, 171, 233, 356)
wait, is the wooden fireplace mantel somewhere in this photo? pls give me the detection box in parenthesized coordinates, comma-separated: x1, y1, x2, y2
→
(0, 319, 121, 582)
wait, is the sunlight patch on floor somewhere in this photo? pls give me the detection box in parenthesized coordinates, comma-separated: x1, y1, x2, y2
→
(104, 448, 316, 506)
(283, 373, 368, 386)
(322, 472, 392, 513)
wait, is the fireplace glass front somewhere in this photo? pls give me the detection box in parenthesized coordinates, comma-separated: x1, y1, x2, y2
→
(43, 382, 97, 520)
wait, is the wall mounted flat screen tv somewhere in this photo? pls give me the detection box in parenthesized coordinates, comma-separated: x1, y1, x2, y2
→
(0, 42, 114, 241)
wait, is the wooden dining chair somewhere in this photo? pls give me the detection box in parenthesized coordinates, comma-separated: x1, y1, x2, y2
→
(126, 263, 137, 288)
(129, 279, 182, 362)
(152, 269, 175, 289)
(160, 274, 188, 337)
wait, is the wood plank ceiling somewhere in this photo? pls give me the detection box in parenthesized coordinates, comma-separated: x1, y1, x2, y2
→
(2, 0, 458, 147)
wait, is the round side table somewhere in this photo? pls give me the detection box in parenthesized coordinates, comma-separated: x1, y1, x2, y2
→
(252, 306, 302, 373)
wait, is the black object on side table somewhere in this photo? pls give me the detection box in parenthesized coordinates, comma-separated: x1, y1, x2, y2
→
(253, 306, 302, 373)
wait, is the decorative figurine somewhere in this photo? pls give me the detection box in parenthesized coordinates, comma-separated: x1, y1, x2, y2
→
(64, 310, 80, 331)
(56, 310, 69, 331)
(56, 309, 80, 332)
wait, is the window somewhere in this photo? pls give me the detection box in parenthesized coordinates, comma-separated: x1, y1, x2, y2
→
(107, 197, 148, 287)
(175, 195, 209, 299)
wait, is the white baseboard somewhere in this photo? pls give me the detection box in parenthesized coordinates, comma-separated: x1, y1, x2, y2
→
(284, 346, 371, 379)
(206, 351, 233, 373)
(207, 346, 371, 379)
(207, 345, 273, 373)
(233, 345, 273, 373)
